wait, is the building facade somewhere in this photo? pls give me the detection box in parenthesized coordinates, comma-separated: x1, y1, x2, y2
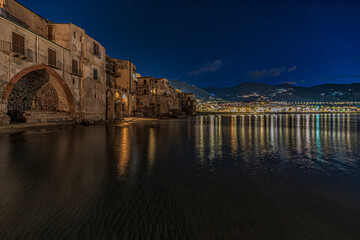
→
(0, 0, 196, 125)
(105, 57, 138, 119)
(0, 0, 106, 124)
(136, 77, 195, 118)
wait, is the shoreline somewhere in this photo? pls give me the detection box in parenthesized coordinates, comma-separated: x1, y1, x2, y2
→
(0, 117, 159, 136)
(1, 112, 359, 135)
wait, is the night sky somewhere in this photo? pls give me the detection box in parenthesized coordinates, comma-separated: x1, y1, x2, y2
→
(21, 0, 360, 87)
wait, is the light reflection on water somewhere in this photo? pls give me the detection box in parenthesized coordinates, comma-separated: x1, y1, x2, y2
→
(1, 114, 360, 239)
(194, 114, 360, 174)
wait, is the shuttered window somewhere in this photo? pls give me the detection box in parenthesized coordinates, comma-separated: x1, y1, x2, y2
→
(94, 69, 98, 80)
(93, 43, 100, 57)
(48, 26, 53, 41)
(72, 60, 78, 74)
(48, 48, 57, 67)
(12, 32, 25, 55)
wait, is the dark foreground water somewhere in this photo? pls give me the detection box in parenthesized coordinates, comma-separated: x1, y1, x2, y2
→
(1, 114, 360, 240)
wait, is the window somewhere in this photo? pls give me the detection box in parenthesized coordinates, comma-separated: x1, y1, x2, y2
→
(93, 42, 100, 57)
(93, 69, 98, 80)
(48, 48, 57, 67)
(74, 31, 76, 39)
(155, 80, 157, 84)
(144, 89, 147, 94)
(48, 26, 53, 41)
(112, 65, 115, 72)
(72, 78, 75, 84)
(72, 60, 78, 74)
(12, 32, 25, 55)
(144, 80, 147, 84)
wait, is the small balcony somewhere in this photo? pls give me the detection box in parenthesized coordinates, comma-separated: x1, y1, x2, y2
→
(0, 40, 34, 62)
(67, 65, 83, 77)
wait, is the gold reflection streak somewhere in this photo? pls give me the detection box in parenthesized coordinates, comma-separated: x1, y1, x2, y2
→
(296, 114, 302, 154)
(324, 114, 328, 145)
(118, 127, 130, 176)
(278, 115, 283, 150)
(197, 116, 205, 163)
(217, 116, 223, 160)
(346, 114, 352, 154)
(285, 115, 290, 159)
(253, 115, 258, 156)
(148, 128, 156, 170)
(305, 114, 312, 158)
(270, 115, 275, 151)
(259, 115, 265, 152)
(248, 115, 253, 152)
(340, 115, 345, 154)
(291, 115, 296, 154)
(230, 116, 238, 156)
(240, 115, 246, 157)
(209, 116, 215, 161)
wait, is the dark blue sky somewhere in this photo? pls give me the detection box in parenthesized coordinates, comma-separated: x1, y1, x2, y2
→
(21, 0, 360, 87)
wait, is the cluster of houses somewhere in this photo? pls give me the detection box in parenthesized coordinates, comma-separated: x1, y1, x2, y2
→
(0, 0, 196, 125)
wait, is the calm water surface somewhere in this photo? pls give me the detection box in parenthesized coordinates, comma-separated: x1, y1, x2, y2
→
(1, 114, 360, 240)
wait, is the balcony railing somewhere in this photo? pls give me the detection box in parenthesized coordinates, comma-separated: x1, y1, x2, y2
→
(105, 68, 119, 77)
(38, 54, 63, 69)
(66, 65, 83, 77)
(0, 40, 34, 62)
(0, 39, 85, 77)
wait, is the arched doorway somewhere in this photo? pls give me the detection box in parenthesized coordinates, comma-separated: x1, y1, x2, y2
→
(121, 93, 128, 117)
(4, 65, 74, 123)
(106, 90, 114, 120)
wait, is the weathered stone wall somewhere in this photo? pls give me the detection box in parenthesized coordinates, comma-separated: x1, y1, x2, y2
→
(0, 15, 107, 124)
(0, 0, 48, 37)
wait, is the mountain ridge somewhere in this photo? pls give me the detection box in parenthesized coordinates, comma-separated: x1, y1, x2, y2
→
(170, 80, 360, 102)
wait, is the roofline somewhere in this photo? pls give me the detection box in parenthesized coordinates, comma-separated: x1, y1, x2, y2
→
(13, 0, 52, 23)
(0, 14, 70, 52)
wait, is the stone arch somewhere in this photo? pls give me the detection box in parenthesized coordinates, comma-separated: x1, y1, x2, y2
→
(4, 65, 75, 122)
(4, 65, 75, 114)
(106, 89, 114, 120)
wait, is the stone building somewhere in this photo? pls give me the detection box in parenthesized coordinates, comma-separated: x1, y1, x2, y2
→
(0, 0, 106, 124)
(136, 77, 184, 118)
(0, 0, 196, 125)
(178, 92, 197, 116)
(105, 57, 138, 119)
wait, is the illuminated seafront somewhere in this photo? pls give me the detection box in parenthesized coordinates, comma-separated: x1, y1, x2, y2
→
(1, 114, 360, 239)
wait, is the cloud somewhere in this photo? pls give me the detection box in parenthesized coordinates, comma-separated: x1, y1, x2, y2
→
(287, 65, 298, 72)
(247, 67, 285, 79)
(189, 60, 223, 76)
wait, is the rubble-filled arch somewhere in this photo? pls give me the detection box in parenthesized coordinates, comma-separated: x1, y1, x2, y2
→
(4, 65, 75, 122)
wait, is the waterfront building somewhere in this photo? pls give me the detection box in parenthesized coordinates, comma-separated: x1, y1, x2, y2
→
(178, 92, 196, 116)
(0, 0, 106, 124)
(136, 77, 196, 117)
(0, 0, 196, 125)
(105, 57, 139, 119)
